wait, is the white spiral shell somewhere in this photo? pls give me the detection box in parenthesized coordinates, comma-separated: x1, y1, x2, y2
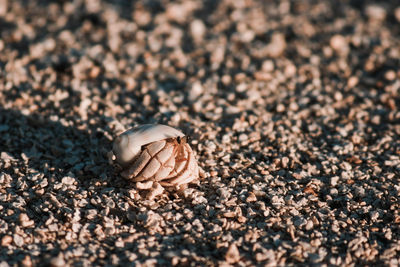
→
(113, 124, 184, 166)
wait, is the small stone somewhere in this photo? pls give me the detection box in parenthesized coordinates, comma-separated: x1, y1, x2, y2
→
(330, 188, 338, 196)
(354, 186, 365, 197)
(0, 0, 7, 16)
(284, 64, 296, 77)
(289, 102, 298, 112)
(255, 252, 268, 262)
(217, 188, 230, 199)
(347, 76, 359, 88)
(395, 7, 400, 22)
(105, 226, 115, 235)
(21, 220, 34, 228)
(146, 182, 164, 200)
(294, 217, 306, 227)
(240, 30, 255, 43)
(21, 255, 32, 267)
(189, 82, 204, 101)
(225, 244, 240, 264)
(221, 75, 232, 85)
(1, 235, 12, 246)
(190, 20, 206, 43)
(276, 104, 285, 112)
(1, 152, 14, 161)
(50, 254, 66, 267)
(246, 192, 257, 202)
(223, 211, 236, 218)
(72, 223, 81, 232)
(266, 33, 286, 57)
(261, 60, 274, 72)
(370, 211, 379, 221)
(136, 181, 153, 190)
(19, 213, 32, 227)
(89, 66, 101, 79)
(304, 187, 317, 196)
(13, 234, 24, 247)
(330, 176, 339, 186)
(330, 35, 349, 55)
(305, 220, 314, 230)
(279, 157, 288, 168)
(115, 238, 125, 248)
(365, 5, 386, 21)
(384, 70, 396, 81)
(211, 46, 225, 65)
(334, 91, 343, 101)
(237, 216, 247, 223)
(210, 170, 218, 177)
(331, 223, 340, 233)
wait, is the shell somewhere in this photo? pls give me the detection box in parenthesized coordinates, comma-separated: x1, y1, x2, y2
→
(113, 124, 184, 167)
(111, 124, 199, 198)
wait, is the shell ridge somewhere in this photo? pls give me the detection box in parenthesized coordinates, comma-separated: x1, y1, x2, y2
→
(165, 148, 197, 185)
(153, 154, 175, 181)
(133, 146, 163, 180)
(164, 143, 193, 183)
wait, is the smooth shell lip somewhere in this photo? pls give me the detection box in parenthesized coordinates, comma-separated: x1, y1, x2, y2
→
(112, 124, 184, 167)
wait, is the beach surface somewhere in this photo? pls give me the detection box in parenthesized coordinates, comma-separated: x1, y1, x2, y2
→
(0, 0, 400, 266)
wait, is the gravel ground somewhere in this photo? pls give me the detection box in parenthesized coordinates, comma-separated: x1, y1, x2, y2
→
(1, 0, 400, 266)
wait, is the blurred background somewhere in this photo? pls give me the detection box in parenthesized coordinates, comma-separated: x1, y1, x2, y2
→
(1, 0, 398, 128)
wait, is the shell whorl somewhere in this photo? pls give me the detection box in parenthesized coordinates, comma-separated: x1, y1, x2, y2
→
(112, 124, 185, 166)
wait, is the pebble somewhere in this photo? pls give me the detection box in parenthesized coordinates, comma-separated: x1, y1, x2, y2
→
(190, 20, 206, 43)
(276, 103, 285, 113)
(266, 33, 286, 58)
(189, 81, 204, 101)
(395, 7, 400, 23)
(262, 60, 274, 72)
(19, 213, 34, 228)
(1, 235, 12, 247)
(365, 5, 387, 21)
(384, 70, 396, 81)
(50, 254, 66, 267)
(225, 244, 240, 264)
(305, 220, 314, 231)
(13, 234, 24, 247)
(330, 35, 349, 55)
(246, 192, 257, 202)
(21, 256, 32, 267)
